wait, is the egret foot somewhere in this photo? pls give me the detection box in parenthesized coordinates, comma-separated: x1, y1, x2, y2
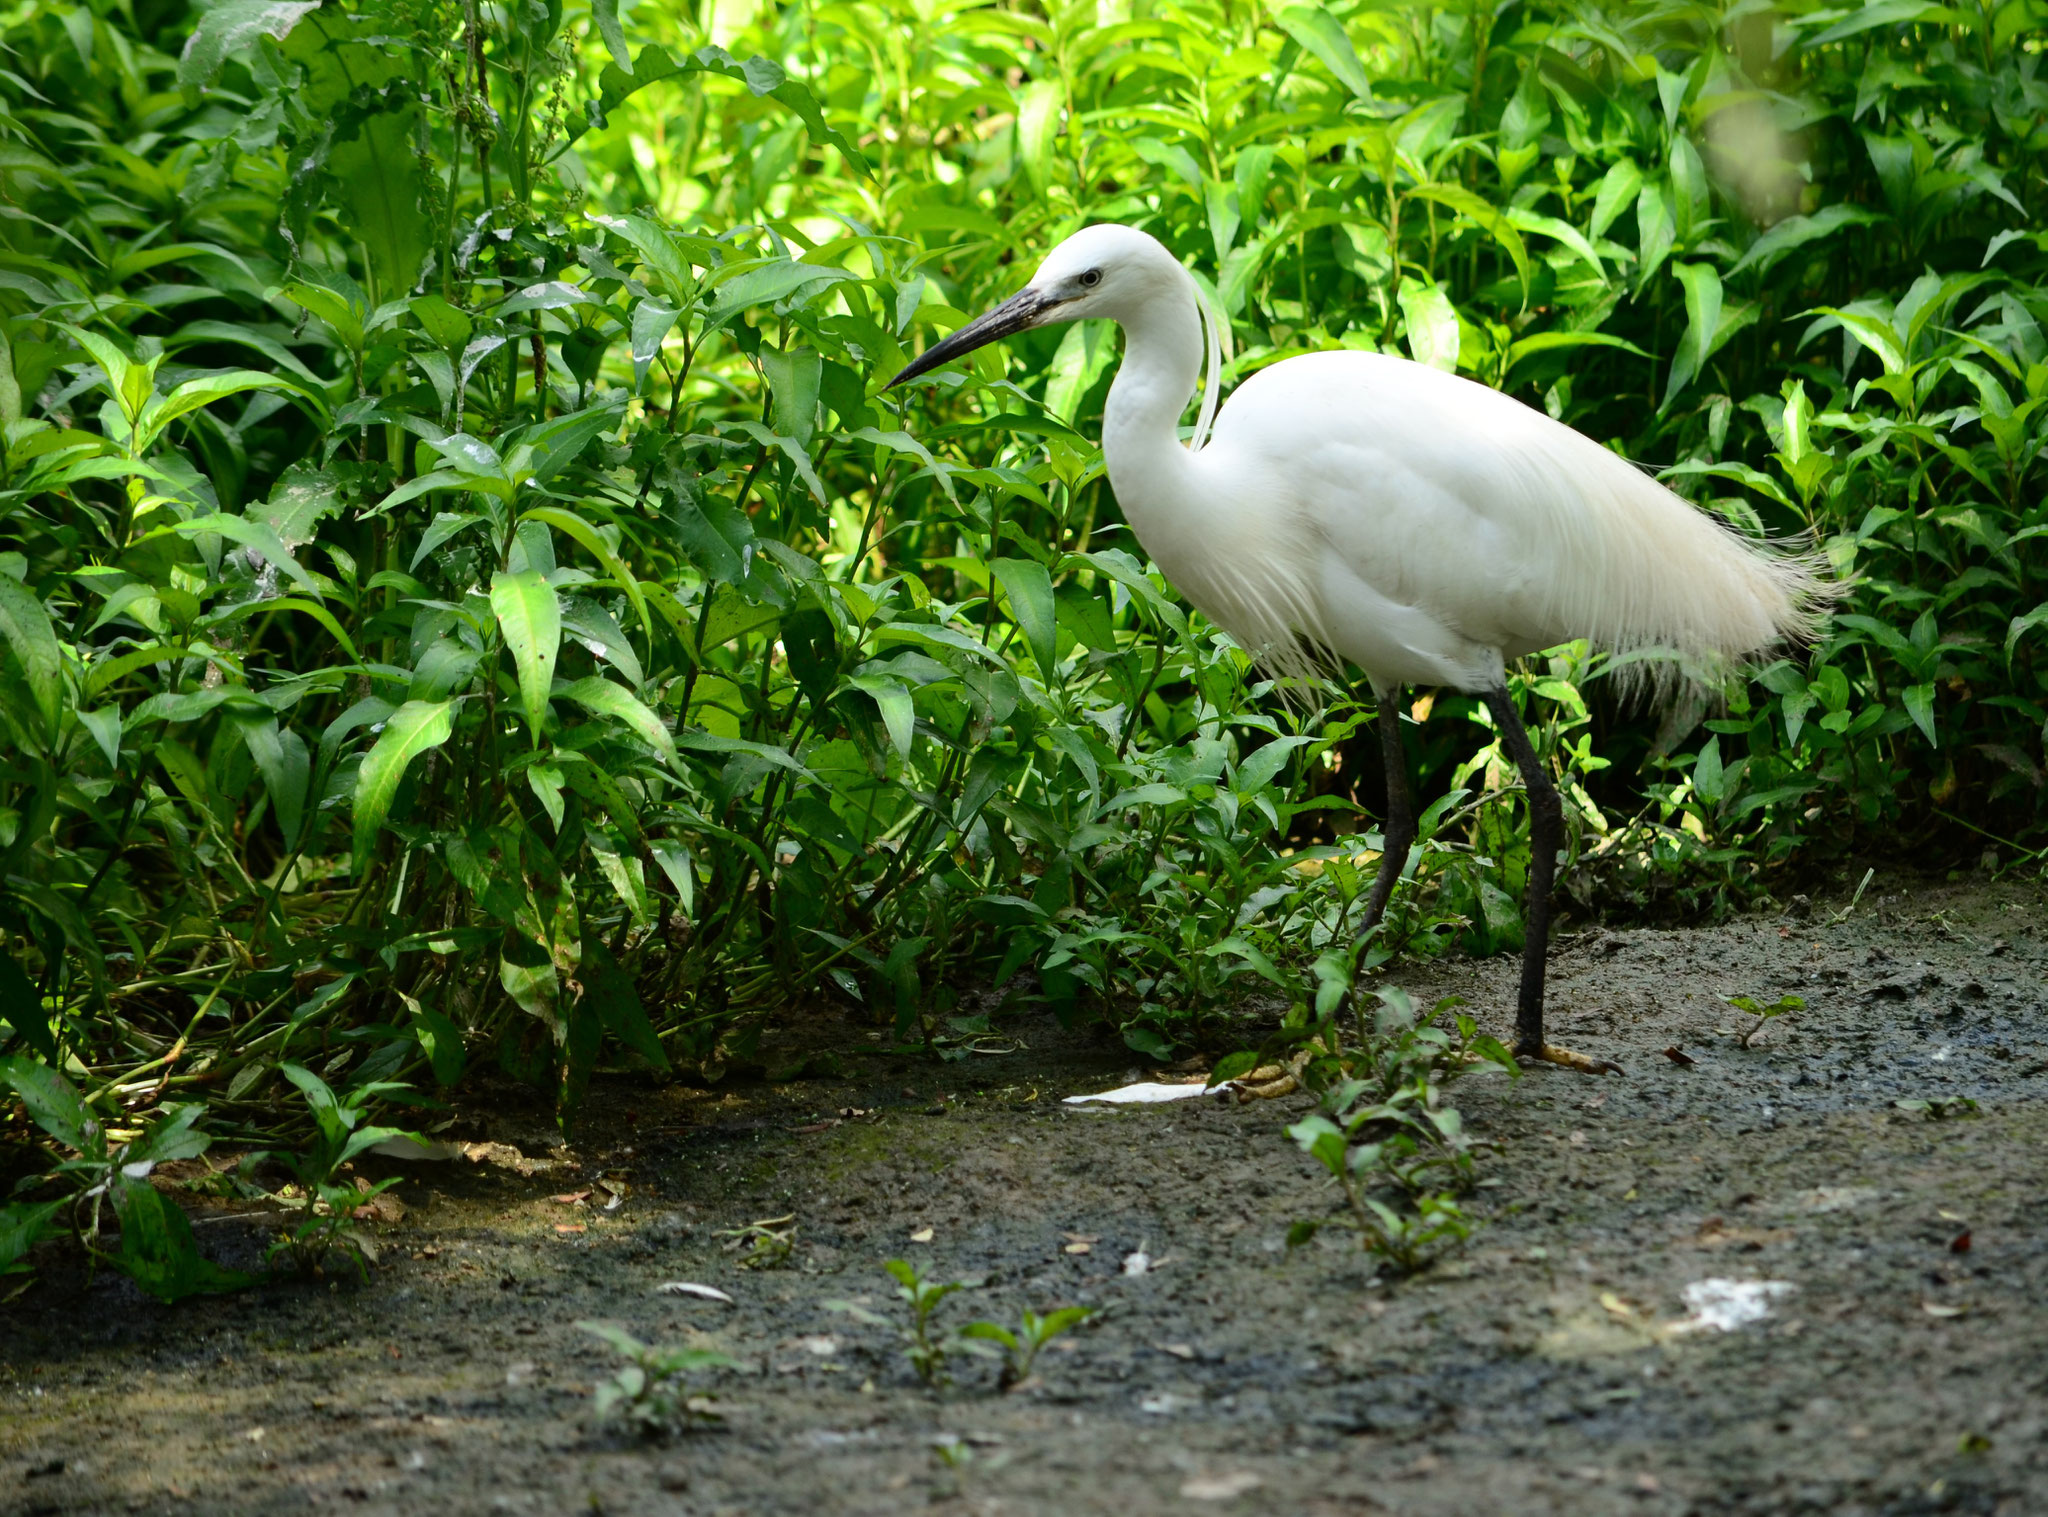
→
(1520, 1043, 1624, 1076)
(1233, 1051, 1310, 1101)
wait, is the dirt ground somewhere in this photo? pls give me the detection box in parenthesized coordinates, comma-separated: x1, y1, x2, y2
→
(4, 874, 2047, 1517)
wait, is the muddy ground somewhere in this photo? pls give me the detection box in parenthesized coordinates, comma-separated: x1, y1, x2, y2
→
(4, 874, 2047, 1517)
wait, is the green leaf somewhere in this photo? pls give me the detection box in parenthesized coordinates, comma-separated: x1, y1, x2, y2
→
(781, 598, 840, 711)
(136, 370, 312, 452)
(409, 511, 484, 572)
(1235, 735, 1315, 795)
(409, 294, 473, 351)
(0, 952, 54, 1062)
(404, 994, 466, 1087)
(282, 13, 434, 297)
(991, 557, 1058, 681)
(1503, 208, 1607, 282)
(556, 676, 676, 764)
(0, 1197, 65, 1276)
(111, 1181, 252, 1301)
(1206, 1050, 1261, 1087)
(1015, 79, 1065, 195)
(500, 938, 562, 1031)
(589, 0, 633, 67)
(351, 699, 455, 873)
(238, 715, 311, 846)
(1692, 735, 1726, 805)
(491, 570, 563, 747)
(0, 1053, 87, 1149)
(1664, 262, 1724, 408)
(848, 673, 915, 759)
(0, 571, 63, 740)
(1205, 936, 1288, 987)
(1397, 279, 1460, 372)
(170, 512, 320, 595)
(1505, 331, 1651, 372)
(760, 345, 823, 446)
(1729, 204, 1886, 276)
(1406, 184, 1531, 300)
(1901, 683, 1937, 746)
(1276, 5, 1373, 101)
(584, 940, 670, 1074)
(177, 0, 322, 91)
(629, 298, 683, 391)
(578, 45, 870, 178)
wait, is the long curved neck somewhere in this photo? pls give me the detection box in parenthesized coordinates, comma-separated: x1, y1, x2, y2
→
(1101, 278, 1205, 528)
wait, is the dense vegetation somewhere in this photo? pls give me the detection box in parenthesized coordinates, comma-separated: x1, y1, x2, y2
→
(0, 0, 2041, 1291)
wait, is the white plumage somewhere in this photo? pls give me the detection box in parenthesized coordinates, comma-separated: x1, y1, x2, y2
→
(891, 223, 1832, 1072)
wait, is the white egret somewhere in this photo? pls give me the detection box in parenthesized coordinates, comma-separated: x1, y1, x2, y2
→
(889, 224, 1830, 1075)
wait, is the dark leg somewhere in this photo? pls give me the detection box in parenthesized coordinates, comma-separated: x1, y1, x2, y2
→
(1480, 686, 1621, 1075)
(1352, 686, 1413, 948)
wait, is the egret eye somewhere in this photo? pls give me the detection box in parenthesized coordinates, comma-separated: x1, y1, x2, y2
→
(1078, 268, 1103, 288)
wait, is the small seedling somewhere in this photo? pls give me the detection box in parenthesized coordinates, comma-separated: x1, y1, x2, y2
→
(719, 1213, 797, 1269)
(1279, 985, 1506, 1273)
(1728, 994, 1804, 1047)
(263, 1064, 421, 1278)
(1894, 1095, 1979, 1120)
(1829, 868, 1876, 924)
(884, 1257, 972, 1386)
(959, 1305, 1097, 1390)
(578, 1321, 735, 1435)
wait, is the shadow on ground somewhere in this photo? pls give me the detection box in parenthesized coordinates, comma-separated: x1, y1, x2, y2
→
(4, 875, 2046, 1516)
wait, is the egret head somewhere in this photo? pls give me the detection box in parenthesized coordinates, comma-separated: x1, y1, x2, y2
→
(887, 224, 1189, 389)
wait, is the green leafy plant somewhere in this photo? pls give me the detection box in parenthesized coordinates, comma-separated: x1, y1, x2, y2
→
(0, 1055, 246, 1300)
(260, 1063, 420, 1277)
(1281, 984, 1513, 1272)
(718, 1212, 797, 1270)
(882, 1257, 974, 1388)
(958, 1304, 1098, 1392)
(1729, 993, 1806, 1048)
(843, 1260, 1094, 1392)
(578, 1321, 735, 1435)
(0, 0, 2041, 1288)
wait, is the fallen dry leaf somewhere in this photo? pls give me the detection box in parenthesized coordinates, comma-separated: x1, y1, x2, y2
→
(1694, 1217, 1793, 1250)
(462, 1142, 558, 1176)
(1949, 1230, 1973, 1254)
(791, 1120, 840, 1135)
(1064, 1242, 1092, 1255)
(655, 1282, 734, 1303)
(1157, 1343, 1195, 1360)
(1662, 1046, 1697, 1067)
(1180, 1472, 1262, 1501)
(350, 1190, 405, 1225)
(549, 1191, 591, 1206)
(1921, 1300, 1967, 1318)
(555, 1223, 585, 1235)
(908, 1226, 934, 1243)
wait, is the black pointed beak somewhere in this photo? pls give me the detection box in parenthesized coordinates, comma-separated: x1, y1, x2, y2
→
(887, 286, 1066, 388)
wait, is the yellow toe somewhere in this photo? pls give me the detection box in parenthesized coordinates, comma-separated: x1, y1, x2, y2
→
(1524, 1043, 1625, 1076)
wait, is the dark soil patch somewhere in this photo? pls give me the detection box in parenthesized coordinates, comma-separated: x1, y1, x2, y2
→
(4, 876, 2046, 1516)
